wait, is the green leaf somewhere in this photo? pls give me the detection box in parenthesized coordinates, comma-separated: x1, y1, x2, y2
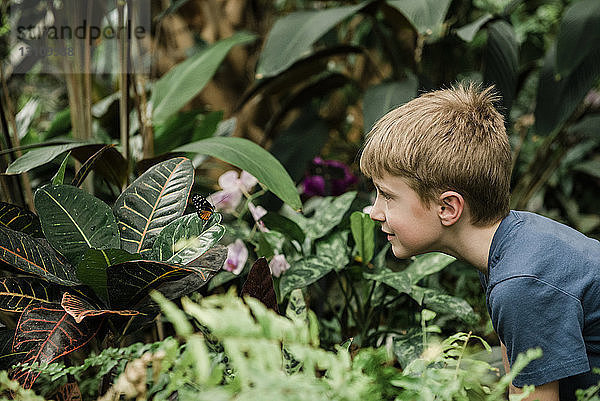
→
(256, 3, 367, 78)
(363, 77, 418, 132)
(386, 0, 452, 35)
(114, 157, 194, 257)
(535, 44, 600, 135)
(0, 226, 79, 285)
(174, 137, 301, 210)
(483, 20, 518, 112)
(282, 191, 357, 240)
(151, 214, 226, 265)
(151, 32, 257, 125)
(51, 152, 70, 185)
(279, 255, 335, 298)
(34, 185, 120, 264)
(106, 260, 193, 308)
(350, 212, 375, 265)
(77, 248, 140, 302)
(410, 286, 479, 325)
(392, 328, 423, 369)
(363, 253, 455, 294)
(6, 142, 88, 174)
(555, 0, 600, 77)
(0, 277, 62, 312)
(455, 13, 492, 42)
(0, 202, 42, 237)
(573, 160, 600, 179)
(261, 213, 305, 243)
(316, 231, 349, 271)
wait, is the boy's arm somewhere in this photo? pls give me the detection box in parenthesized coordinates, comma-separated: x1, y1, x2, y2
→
(501, 342, 559, 401)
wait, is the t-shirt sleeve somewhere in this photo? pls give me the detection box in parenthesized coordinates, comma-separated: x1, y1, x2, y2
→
(489, 276, 590, 387)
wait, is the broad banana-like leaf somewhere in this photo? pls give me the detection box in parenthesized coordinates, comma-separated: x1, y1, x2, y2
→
(0, 202, 42, 237)
(35, 185, 120, 264)
(0, 226, 79, 285)
(11, 302, 101, 389)
(61, 293, 140, 323)
(113, 157, 194, 257)
(150, 213, 226, 265)
(386, 0, 451, 35)
(0, 277, 61, 312)
(106, 260, 194, 309)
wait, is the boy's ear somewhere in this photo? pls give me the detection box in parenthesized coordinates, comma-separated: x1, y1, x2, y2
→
(438, 191, 464, 226)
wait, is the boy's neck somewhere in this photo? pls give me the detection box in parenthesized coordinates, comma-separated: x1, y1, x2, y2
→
(439, 218, 503, 275)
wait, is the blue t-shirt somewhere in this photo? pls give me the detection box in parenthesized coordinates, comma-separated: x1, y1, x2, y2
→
(480, 210, 600, 400)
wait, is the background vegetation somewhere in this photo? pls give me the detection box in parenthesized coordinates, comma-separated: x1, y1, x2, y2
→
(0, 0, 598, 399)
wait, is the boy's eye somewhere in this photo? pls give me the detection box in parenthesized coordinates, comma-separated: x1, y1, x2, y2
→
(377, 188, 391, 200)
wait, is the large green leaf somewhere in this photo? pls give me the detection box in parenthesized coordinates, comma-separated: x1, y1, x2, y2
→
(0, 226, 79, 285)
(61, 292, 140, 323)
(106, 260, 193, 309)
(410, 286, 478, 324)
(535, 45, 600, 135)
(113, 157, 194, 257)
(363, 77, 418, 132)
(386, 0, 452, 35)
(350, 212, 374, 265)
(279, 255, 336, 298)
(455, 13, 493, 42)
(363, 253, 455, 294)
(77, 248, 140, 302)
(256, 3, 368, 78)
(174, 137, 301, 210)
(483, 20, 518, 112)
(0, 277, 61, 312)
(555, 0, 600, 77)
(151, 32, 257, 125)
(0, 202, 42, 237)
(5, 142, 127, 188)
(281, 191, 357, 239)
(5, 142, 87, 174)
(34, 185, 120, 264)
(151, 214, 226, 265)
(316, 231, 349, 271)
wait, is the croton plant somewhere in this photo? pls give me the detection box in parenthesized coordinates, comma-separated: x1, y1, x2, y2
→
(0, 154, 226, 389)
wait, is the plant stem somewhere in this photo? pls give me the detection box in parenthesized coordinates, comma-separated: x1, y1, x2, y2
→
(454, 331, 472, 378)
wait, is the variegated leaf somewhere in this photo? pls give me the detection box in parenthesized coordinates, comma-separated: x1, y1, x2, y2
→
(0, 277, 61, 312)
(11, 302, 101, 389)
(0, 202, 42, 237)
(106, 260, 193, 309)
(151, 213, 226, 265)
(113, 157, 193, 257)
(0, 226, 79, 285)
(61, 293, 140, 323)
(34, 185, 120, 264)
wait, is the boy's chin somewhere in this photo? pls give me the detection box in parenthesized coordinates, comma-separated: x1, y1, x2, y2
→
(391, 245, 416, 260)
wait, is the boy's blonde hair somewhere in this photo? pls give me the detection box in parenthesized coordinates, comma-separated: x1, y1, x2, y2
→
(360, 83, 512, 226)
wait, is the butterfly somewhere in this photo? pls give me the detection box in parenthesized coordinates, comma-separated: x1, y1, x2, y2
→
(191, 194, 214, 221)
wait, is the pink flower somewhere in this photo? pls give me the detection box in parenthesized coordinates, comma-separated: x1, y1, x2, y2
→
(248, 202, 269, 232)
(209, 170, 258, 213)
(269, 254, 290, 277)
(223, 239, 248, 275)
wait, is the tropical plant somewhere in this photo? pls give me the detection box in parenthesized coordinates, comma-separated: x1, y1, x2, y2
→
(0, 155, 227, 392)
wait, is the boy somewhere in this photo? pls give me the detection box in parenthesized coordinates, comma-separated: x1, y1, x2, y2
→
(359, 84, 600, 401)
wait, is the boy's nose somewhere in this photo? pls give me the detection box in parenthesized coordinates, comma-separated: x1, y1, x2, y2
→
(369, 199, 385, 222)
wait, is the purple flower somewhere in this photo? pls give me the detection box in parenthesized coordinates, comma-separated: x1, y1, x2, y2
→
(269, 254, 290, 277)
(301, 157, 357, 197)
(223, 239, 248, 275)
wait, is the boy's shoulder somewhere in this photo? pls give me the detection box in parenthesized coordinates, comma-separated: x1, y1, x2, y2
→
(486, 210, 600, 291)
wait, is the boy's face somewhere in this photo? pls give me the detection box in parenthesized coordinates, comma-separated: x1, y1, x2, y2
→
(370, 174, 443, 259)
